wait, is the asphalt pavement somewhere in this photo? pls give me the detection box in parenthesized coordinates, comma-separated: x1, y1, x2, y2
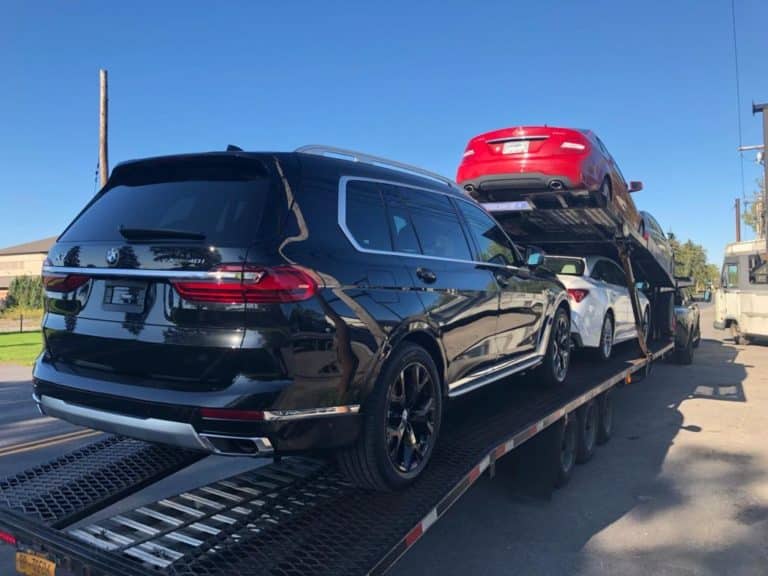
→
(1, 304, 767, 575)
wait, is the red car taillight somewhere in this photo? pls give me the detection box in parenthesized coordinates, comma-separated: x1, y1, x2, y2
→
(560, 141, 586, 151)
(567, 288, 589, 303)
(42, 273, 90, 292)
(172, 265, 317, 304)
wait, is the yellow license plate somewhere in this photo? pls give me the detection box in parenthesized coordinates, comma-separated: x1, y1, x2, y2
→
(15, 551, 56, 576)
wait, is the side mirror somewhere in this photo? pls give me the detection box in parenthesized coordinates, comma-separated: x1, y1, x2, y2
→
(629, 181, 643, 193)
(527, 250, 545, 268)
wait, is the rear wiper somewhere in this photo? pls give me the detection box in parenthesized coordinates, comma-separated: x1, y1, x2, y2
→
(119, 227, 206, 241)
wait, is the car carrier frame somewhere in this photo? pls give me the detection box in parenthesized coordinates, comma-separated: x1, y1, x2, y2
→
(0, 167, 689, 576)
(0, 338, 677, 576)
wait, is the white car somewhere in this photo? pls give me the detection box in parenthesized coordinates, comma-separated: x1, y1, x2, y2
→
(544, 255, 651, 359)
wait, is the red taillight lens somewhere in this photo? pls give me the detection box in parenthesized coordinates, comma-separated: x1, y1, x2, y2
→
(42, 273, 90, 292)
(567, 288, 589, 303)
(172, 265, 317, 304)
(0, 530, 16, 546)
(199, 408, 265, 421)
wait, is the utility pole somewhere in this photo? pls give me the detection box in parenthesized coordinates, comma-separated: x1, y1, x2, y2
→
(735, 197, 741, 242)
(753, 102, 768, 253)
(99, 69, 109, 188)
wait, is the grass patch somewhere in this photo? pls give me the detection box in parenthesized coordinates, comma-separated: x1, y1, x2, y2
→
(0, 331, 42, 366)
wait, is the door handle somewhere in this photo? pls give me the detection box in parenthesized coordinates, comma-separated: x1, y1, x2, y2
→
(416, 267, 437, 284)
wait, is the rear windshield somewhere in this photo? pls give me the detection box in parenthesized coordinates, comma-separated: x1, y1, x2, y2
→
(61, 164, 281, 244)
(544, 257, 585, 276)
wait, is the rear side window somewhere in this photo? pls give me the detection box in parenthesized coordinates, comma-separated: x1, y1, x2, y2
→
(456, 201, 520, 266)
(382, 186, 421, 254)
(399, 188, 472, 260)
(345, 181, 392, 251)
(61, 160, 282, 244)
(545, 257, 584, 276)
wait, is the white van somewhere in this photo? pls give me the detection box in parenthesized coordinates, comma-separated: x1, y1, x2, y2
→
(714, 238, 768, 344)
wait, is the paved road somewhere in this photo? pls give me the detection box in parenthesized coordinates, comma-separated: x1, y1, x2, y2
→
(2, 305, 767, 575)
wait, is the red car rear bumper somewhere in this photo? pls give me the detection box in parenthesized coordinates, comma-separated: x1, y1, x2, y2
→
(457, 156, 587, 191)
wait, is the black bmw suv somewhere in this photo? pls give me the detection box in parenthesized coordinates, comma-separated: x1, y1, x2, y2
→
(34, 146, 571, 490)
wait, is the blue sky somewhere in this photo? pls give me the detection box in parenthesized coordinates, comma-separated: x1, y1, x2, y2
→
(2, 0, 767, 264)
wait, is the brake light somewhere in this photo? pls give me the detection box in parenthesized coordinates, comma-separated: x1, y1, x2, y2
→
(42, 273, 90, 292)
(567, 288, 589, 303)
(172, 265, 317, 304)
(642, 230, 650, 241)
(0, 530, 16, 546)
(200, 408, 265, 421)
(561, 142, 586, 151)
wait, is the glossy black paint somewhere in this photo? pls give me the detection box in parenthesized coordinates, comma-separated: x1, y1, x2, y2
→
(35, 150, 567, 454)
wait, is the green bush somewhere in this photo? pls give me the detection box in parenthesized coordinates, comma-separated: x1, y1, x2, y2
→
(6, 275, 44, 309)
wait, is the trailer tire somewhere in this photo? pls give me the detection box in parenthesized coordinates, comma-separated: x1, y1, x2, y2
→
(556, 414, 577, 488)
(576, 401, 598, 464)
(597, 312, 614, 361)
(596, 390, 613, 445)
(538, 306, 571, 386)
(675, 333, 694, 365)
(337, 343, 443, 491)
(731, 323, 749, 345)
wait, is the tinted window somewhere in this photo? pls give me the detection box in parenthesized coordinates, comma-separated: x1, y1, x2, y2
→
(382, 186, 421, 254)
(545, 257, 585, 276)
(590, 261, 607, 281)
(456, 201, 520, 265)
(400, 188, 472, 260)
(345, 181, 392, 251)
(605, 262, 627, 287)
(61, 179, 279, 244)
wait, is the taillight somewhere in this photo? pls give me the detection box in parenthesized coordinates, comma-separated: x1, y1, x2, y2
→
(462, 148, 475, 158)
(567, 288, 589, 303)
(199, 407, 265, 421)
(561, 141, 586, 151)
(172, 265, 317, 304)
(42, 273, 90, 293)
(0, 530, 16, 546)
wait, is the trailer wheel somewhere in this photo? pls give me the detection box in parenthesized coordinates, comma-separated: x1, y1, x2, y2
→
(596, 390, 613, 445)
(597, 313, 614, 361)
(731, 323, 749, 345)
(675, 333, 694, 365)
(576, 401, 598, 464)
(337, 343, 442, 491)
(556, 414, 577, 488)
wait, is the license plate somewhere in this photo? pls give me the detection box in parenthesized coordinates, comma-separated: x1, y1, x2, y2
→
(103, 281, 147, 313)
(502, 140, 529, 154)
(16, 551, 56, 576)
(482, 200, 533, 212)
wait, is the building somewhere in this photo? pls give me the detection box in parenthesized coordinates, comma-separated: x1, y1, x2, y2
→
(0, 236, 57, 303)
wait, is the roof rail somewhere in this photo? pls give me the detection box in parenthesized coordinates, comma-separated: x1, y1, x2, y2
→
(296, 145, 456, 188)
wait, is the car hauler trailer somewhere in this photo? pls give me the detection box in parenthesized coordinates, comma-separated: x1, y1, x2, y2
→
(0, 178, 691, 576)
(0, 338, 683, 576)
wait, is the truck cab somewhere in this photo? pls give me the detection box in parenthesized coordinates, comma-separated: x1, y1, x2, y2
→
(714, 239, 768, 343)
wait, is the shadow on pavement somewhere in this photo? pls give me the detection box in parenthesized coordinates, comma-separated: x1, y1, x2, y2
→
(395, 337, 755, 576)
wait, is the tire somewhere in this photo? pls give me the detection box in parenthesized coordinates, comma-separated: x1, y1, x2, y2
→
(538, 306, 571, 386)
(598, 177, 612, 208)
(596, 390, 613, 445)
(597, 312, 614, 361)
(675, 333, 694, 365)
(336, 343, 443, 491)
(576, 401, 598, 464)
(641, 306, 651, 347)
(555, 414, 577, 488)
(693, 321, 701, 348)
(731, 323, 749, 345)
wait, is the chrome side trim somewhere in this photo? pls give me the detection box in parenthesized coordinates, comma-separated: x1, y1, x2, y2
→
(38, 395, 209, 451)
(297, 145, 457, 189)
(448, 353, 544, 397)
(262, 405, 360, 421)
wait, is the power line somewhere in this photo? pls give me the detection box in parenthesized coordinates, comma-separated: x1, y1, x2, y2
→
(731, 0, 747, 200)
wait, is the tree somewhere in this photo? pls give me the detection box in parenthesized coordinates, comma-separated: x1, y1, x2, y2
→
(743, 178, 765, 238)
(5, 275, 44, 309)
(667, 233, 718, 290)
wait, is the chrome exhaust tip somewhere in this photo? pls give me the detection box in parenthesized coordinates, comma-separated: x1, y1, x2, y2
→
(548, 180, 565, 191)
(198, 433, 274, 456)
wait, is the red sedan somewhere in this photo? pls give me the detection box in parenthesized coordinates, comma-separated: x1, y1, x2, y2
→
(456, 126, 643, 228)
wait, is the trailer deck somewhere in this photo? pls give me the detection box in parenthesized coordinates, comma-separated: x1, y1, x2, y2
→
(1, 340, 673, 576)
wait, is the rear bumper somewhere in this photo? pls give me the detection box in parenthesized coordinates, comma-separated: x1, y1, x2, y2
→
(459, 172, 579, 194)
(33, 360, 363, 455)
